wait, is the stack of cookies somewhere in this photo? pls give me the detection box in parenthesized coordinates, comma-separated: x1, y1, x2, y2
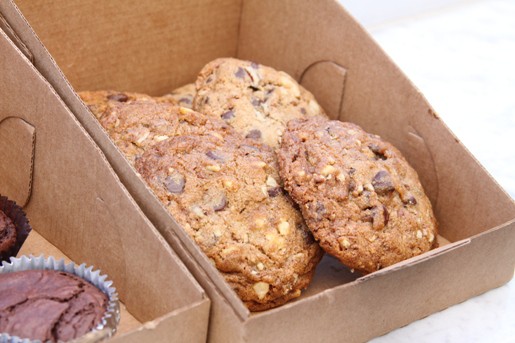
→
(79, 58, 438, 311)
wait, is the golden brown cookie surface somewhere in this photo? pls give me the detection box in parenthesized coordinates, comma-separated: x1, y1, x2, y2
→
(78, 91, 157, 119)
(80, 90, 231, 165)
(194, 58, 327, 148)
(278, 117, 437, 274)
(136, 132, 323, 311)
(158, 83, 196, 108)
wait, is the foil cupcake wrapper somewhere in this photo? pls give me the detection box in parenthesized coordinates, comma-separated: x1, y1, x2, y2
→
(0, 195, 32, 262)
(0, 255, 120, 343)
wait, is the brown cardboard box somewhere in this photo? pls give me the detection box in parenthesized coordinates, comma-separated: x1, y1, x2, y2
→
(0, 22, 210, 343)
(2, 0, 515, 342)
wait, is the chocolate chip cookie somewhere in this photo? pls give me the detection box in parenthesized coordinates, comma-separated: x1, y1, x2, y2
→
(81, 92, 232, 165)
(78, 91, 156, 119)
(136, 132, 323, 311)
(158, 83, 196, 108)
(194, 58, 327, 148)
(278, 117, 437, 274)
(79, 89, 183, 119)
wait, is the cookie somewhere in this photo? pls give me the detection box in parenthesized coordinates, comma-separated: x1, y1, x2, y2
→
(136, 132, 323, 311)
(78, 91, 155, 119)
(158, 83, 196, 108)
(278, 117, 438, 274)
(84, 94, 231, 165)
(194, 58, 327, 148)
(95, 100, 180, 164)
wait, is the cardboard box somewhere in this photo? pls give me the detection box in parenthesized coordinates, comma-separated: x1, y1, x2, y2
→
(0, 22, 210, 342)
(3, 0, 515, 341)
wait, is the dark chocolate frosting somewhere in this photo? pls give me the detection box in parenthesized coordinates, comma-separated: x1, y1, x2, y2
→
(0, 270, 108, 342)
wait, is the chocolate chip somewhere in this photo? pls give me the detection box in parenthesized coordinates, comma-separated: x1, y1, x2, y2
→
(107, 93, 129, 102)
(213, 194, 227, 211)
(206, 151, 223, 161)
(364, 205, 389, 230)
(206, 75, 214, 83)
(314, 175, 326, 183)
(404, 196, 417, 205)
(235, 67, 246, 79)
(246, 129, 262, 139)
(349, 167, 356, 175)
(372, 171, 395, 195)
(221, 110, 235, 120)
(369, 144, 387, 160)
(251, 62, 259, 69)
(241, 144, 260, 152)
(164, 174, 185, 194)
(362, 209, 373, 222)
(267, 187, 282, 197)
(315, 201, 326, 219)
(249, 85, 260, 91)
(179, 97, 191, 104)
(348, 179, 356, 192)
(383, 205, 390, 226)
(300, 107, 307, 115)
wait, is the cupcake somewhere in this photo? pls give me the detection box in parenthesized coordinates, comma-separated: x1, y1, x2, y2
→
(0, 255, 119, 342)
(0, 195, 32, 261)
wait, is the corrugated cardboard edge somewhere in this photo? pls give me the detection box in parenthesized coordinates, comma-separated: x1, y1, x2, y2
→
(0, 11, 32, 62)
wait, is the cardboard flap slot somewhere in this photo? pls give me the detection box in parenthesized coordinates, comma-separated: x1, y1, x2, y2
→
(403, 125, 439, 207)
(0, 116, 35, 207)
(299, 60, 347, 119)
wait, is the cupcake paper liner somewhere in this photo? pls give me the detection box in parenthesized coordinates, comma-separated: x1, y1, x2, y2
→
(0, 255, 120, 343)
(0, 195, 32, 261)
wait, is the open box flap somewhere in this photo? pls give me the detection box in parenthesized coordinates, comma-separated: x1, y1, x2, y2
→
(244, 219, 515, 343)
(0, 27, 209, 340)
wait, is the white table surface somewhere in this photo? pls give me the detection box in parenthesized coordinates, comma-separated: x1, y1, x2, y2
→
(340, 0, 515, 341)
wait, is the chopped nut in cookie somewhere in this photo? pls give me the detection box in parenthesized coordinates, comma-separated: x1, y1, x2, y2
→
(253, 282, 270, 300)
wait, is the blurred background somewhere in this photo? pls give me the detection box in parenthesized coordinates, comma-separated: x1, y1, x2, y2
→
(338, 0, 515, 342)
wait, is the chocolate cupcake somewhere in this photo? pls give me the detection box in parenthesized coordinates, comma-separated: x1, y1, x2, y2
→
(0, 195, 32, 261)
(0, 255, 119, 342)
